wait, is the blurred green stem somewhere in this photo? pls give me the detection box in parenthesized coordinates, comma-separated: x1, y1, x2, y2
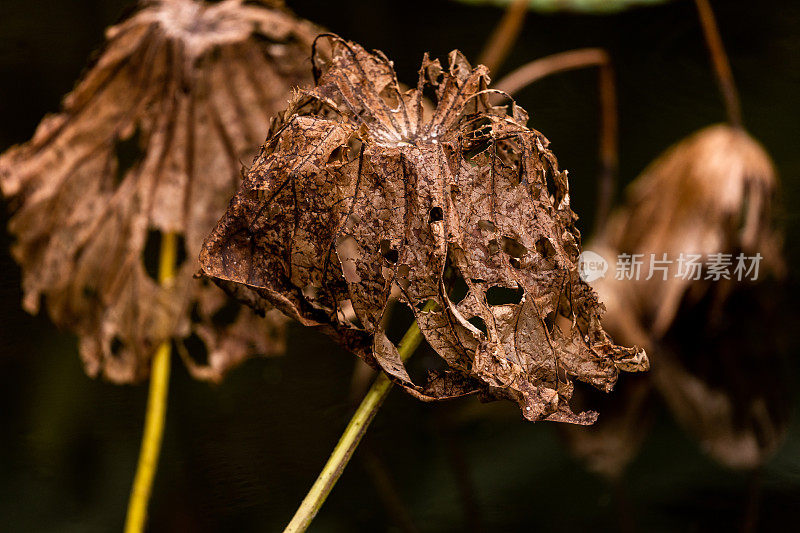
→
(284, 302, 433, 533)
(124, 232, 177, 533)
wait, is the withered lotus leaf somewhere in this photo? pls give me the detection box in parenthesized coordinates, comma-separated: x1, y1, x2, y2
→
(0, 0, 318, 382)
(200, 36, 648, 423)
(595, 124, 782, 340)
(564, 124, 786, 473)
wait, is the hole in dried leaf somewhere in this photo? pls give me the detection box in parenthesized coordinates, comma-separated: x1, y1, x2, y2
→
(429, 206, 443, 223)
(468, 316, 488, 335)
(488, 238, 500, 255)
(495, 138, 523, 186)
(337, 299, 364, 329)
(448, 274, 469, 305)
(380, 239, 398, 264)
(464, 115, 492, 134)
(206, 46, 222, 62)
(444, 250, 469, 304)
(326, 144, 349, 165)
(143, 230, 187, 281)
(463, 142, 491, 163)
(544, 310, 557, 333)
(378, 83, 400, 110)
(414, 298, 440, 313)
(293, 93, 341, 120)
(486, 285, 524, 306)
(406, 335, 445, 385)
(347, 136, 363, 156)
(501, 236, 527, 258)
(182, 333, 209, 368)
(335, 235, 361, 283)
(478, 220, 496, 233)
(113, 126, 143, 186)
(422, 81, 439, 107)
(302, 283, 321, 301)
(544, 169, 562, 208)
(396, 264, 411, 290)
(535, 237, 557, 260)
(386, 303, 416, 347)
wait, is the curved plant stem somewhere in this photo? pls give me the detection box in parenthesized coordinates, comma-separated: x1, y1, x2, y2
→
(694, 0, 742, 128)
(493, 48, 618, 232)
(284, 304, 432, 533)
(478, 0, 529, 74)
(124, 232, 177, 533)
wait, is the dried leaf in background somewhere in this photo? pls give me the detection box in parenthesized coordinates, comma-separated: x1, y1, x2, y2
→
(0, 0, 319, 382)
(597, 124, 782, 339)
(200, 35, 648, 424)
(563, 124, 787, 473)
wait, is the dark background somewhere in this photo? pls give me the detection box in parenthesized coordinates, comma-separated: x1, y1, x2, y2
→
(1, 0, 799, 531)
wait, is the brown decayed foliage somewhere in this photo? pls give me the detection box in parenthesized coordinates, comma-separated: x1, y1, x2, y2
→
(0, 0, 320, 382)
(563, 124, 787, 472)
(200, 35, 648, 423)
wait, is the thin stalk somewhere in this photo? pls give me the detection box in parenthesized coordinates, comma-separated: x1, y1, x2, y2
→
(477, 0, 529, 75)
(694, 0, 743, 127)
(124, 232, 177, 533)
(493, 48, 618, 232)
(595, 56, 618, 232)
(284, 304, 433, 533)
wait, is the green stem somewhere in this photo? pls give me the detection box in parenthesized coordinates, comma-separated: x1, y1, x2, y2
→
(124, 232, 177, 533)
(284, 306, 431, 533)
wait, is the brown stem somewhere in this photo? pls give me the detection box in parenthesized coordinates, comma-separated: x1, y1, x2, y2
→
(595, 54, 617, 233)
(493, 48, 618, 233)
(477, 0, 529, 75)
(694, 0, 743, 127)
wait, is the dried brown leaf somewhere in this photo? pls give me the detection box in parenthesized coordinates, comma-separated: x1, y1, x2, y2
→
(0, 0, 315, 382)
(569, 124, 787, 472)
(595, 124, 782, 338)
(200, 36, 647, 423)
